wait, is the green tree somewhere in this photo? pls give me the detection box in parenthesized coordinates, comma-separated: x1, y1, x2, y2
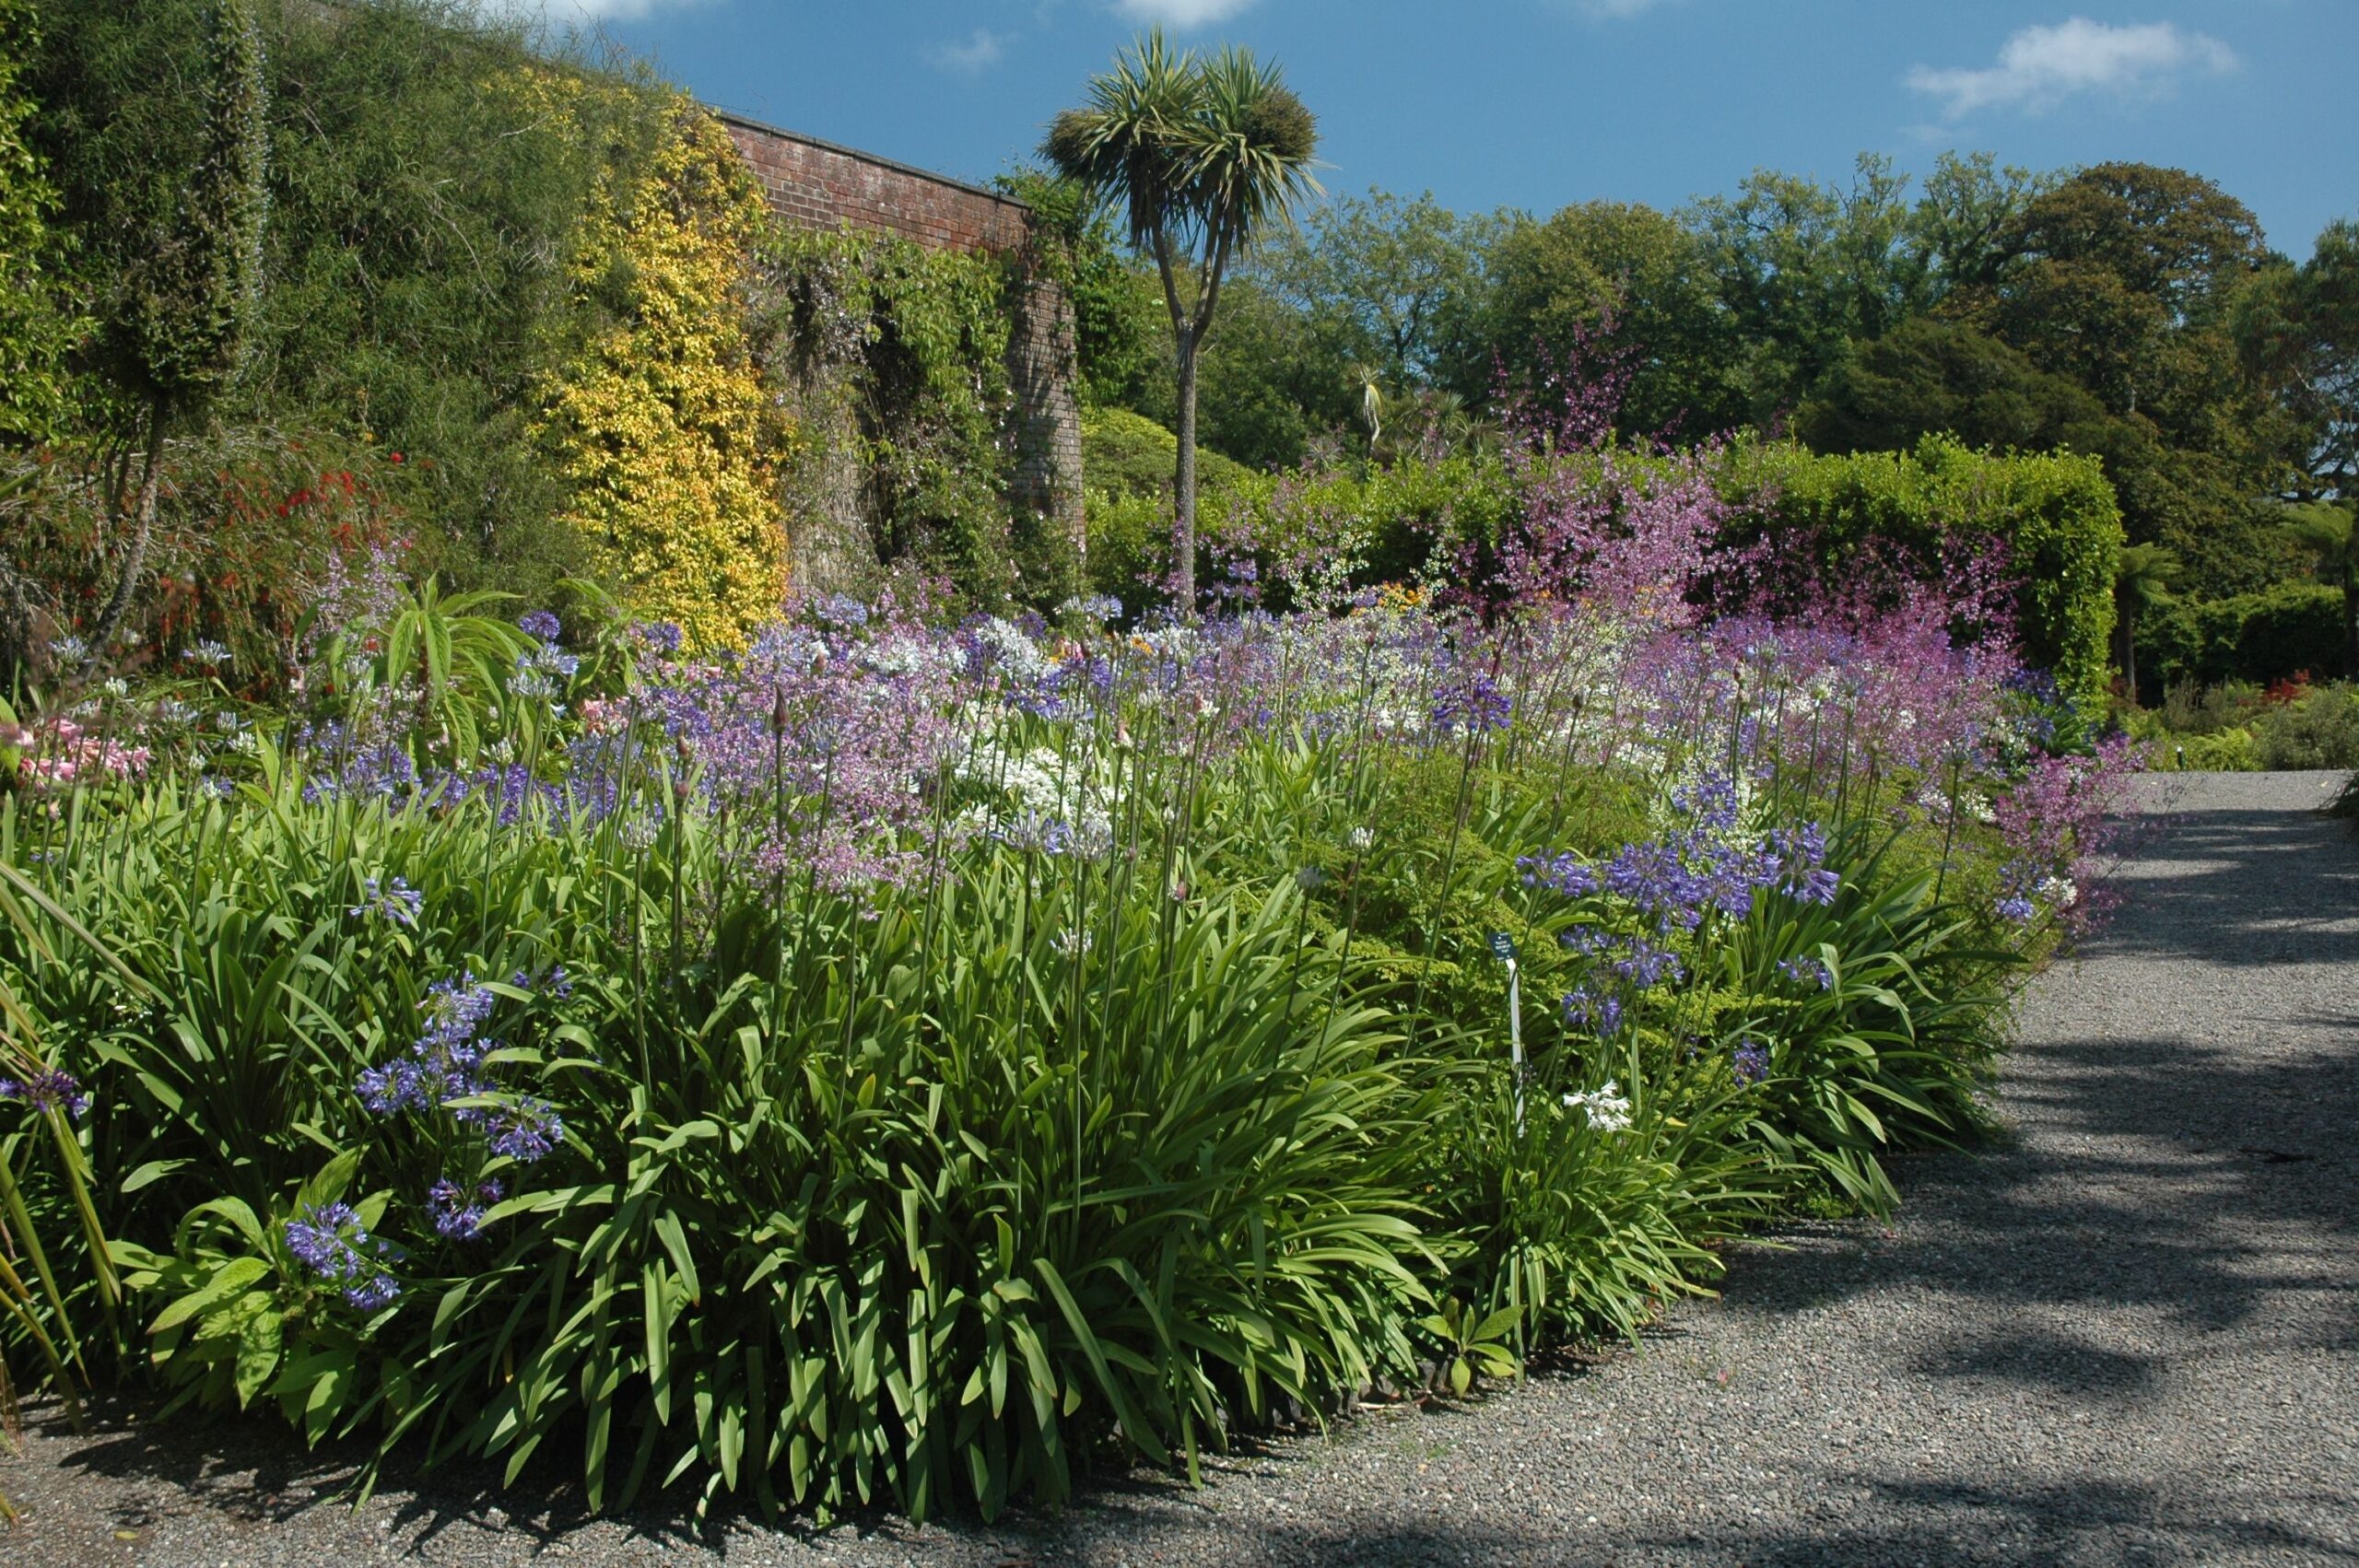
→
(1187, 274, 1356, 469)
(1044, 31, 1319, 612)
(1800, 316, 2118, 456)
(1684, 154, 1920, 422)
(1253, 187, 1503, 395)
(1944, 163, 2295, 595)
(2238, 218, 2359, 504)
(1468, 199, 1743, 437)
(86, 0, 267, 653)
(1904, 151, 2053, 299)
(2277, 499, 2356, 676)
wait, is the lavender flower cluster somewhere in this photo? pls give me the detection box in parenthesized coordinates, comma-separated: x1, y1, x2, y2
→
(355, 972, 564, 1165)
(285, 1200, 404, 1312)
(0, 1068, 89, 1117)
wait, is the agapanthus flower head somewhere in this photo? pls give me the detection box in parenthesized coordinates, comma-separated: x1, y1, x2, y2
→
(347, 874, 424, 928)
(1430, 674, 1513, 736)
(1612, 936, 1684, 989)
(358, 972, 499, 1115)
(1778, 954, 1833, 990)
(517, 610, 562, 643)
(1731, 1040, 1771, 1086)
(181, 639, 232, 668)
(1520, 851, 1599, 899)
(813, 593, 872, 628)
(473, 1096, 564, 1164)
(0, 1069, 90, 1118)
(284, 1201, 404, 1312)
(630, 620, 685, 656)
(1562, 1079, 1634, 1132)
(1562, 986, 1625, 1037)
(427, 1176, 504, 1241)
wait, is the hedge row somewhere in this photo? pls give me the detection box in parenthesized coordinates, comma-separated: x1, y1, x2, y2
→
(1085, 428, 2123, 704)
(2137, 582, 2346, 690)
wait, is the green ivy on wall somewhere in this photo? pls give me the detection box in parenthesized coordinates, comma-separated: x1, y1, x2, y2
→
(756, 227, 1073, 609)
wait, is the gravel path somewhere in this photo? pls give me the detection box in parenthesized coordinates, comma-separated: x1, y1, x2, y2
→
(8, 770, 2356, 1566)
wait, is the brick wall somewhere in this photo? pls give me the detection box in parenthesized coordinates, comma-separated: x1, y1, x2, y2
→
(722, 113, 1034, 254)
(721, 112, 1082, 547)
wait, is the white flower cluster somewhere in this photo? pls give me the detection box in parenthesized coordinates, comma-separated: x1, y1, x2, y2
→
(1562, 1080, 1634, 1133)
(953, 738, 1113, 859)
(971, 616, 1050, 685)
(1915, 784, 1997, 824)
(2036, 874, 2079, 909)
(858, 634, 959, 682)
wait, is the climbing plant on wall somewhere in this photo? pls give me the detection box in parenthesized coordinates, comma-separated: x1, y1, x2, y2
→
(757, 228, 1073, 609)
(530, 78, 784, 648)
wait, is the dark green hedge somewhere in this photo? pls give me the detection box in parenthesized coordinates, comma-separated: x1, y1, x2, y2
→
(2138, 583, 2344, 689)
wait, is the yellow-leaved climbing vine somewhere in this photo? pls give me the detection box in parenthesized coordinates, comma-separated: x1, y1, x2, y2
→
(530, 80, 783, 648)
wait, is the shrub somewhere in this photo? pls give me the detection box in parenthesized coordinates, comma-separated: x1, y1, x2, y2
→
(2256, 684, 2359, 769)
(531, 85, 782, 649)
(2138, 582, 2345, 692)
(1715, 436, 2122, 707)
(1083, 433, 2119, 703)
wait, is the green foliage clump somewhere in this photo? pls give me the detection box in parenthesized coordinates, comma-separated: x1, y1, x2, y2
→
(2137, 582, 2344, 691)
(0, 0, 77, 444)
(2256, 683, 2359, 769)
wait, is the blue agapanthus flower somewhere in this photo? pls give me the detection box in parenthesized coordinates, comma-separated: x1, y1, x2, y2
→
(284, 1201, 404, 1312)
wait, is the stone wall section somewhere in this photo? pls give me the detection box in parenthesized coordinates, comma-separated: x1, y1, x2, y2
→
(720, 112, 1083, 549)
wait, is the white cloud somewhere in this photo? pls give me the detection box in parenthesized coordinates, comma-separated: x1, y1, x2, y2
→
(1110, 0, 1264, 28)
(1907, 17, 2237, 119)
(928, 28, 1008, 73)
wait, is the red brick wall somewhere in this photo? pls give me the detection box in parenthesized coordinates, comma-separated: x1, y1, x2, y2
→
(721, 113, 1031, 254)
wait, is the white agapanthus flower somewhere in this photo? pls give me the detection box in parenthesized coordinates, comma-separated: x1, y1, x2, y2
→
(955, 738, 1113, 860)
(858, 635, 957, 680)
(971, 616, 1049, 685)
(1562, 1080, 1634, 1133)
(2036, 874, 2079, 908)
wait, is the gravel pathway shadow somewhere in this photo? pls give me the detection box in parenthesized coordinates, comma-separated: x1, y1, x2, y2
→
(7, 771, 2355, 1566)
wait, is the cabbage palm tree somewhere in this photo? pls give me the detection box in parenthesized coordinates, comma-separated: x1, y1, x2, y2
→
(1045, 33, 1319, 614)
(2114, 543, 2177, 699)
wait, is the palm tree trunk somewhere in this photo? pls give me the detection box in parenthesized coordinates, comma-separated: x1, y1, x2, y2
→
(88, 400, 168, 661)
(2117, 590, 2137, 703)
(1173, 336, 1199, 617)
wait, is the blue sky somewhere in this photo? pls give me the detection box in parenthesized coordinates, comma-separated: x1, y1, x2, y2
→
(517, 1, 2353, 257)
